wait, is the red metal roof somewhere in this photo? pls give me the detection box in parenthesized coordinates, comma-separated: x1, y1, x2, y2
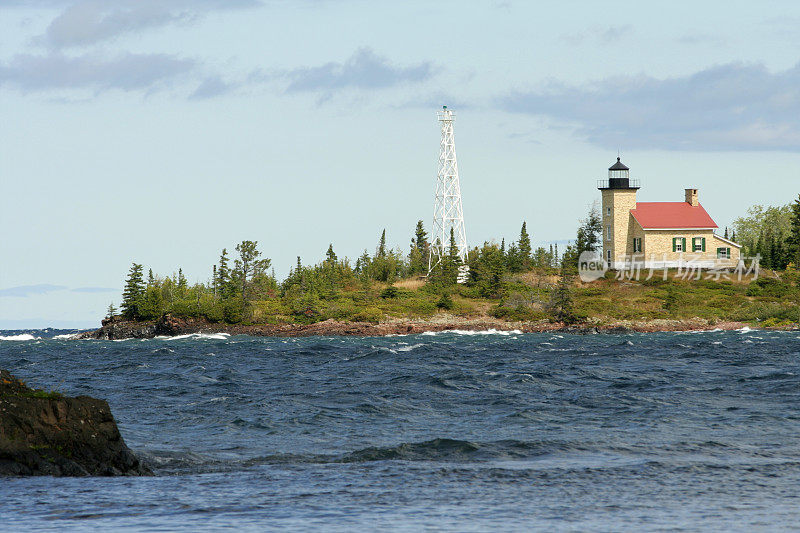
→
(630, 202, 718, 229)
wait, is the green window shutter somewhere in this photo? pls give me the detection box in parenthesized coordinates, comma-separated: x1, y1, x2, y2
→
(702, 237, 706, 252)
(672, 238, 677, 252)
(682, 237, 686, 252)
(727, 247, 730, 257)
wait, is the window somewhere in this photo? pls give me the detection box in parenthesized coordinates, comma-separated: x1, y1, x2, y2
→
(632, 237, 642, 253)
(717, 247, 731, 259)
(692, 237, 706, 252)
(606, 207, 612, 216)
(606, 225, 612, 241)
(607, 249, 612, 267)
(673, 237, 686, 252)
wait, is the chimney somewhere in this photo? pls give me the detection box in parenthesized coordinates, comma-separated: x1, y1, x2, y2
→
(685, 188, 698, 207)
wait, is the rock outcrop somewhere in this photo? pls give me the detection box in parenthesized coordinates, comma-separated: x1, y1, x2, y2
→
(76, 313, 750, 340)
(0, 369, 151, 476)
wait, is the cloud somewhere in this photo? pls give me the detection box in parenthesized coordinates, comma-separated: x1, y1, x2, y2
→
(0, 52, 196, 93)
(190, 75, 234, 100)
(70, 287, 117, 293)
(0, 284, 67, 297)
(40, 0, 261, 48)
(562, 25, 632, 46)
(501, 61, 800, 151)
(677, 32, 726, 46)
(281, 48, 434, 95)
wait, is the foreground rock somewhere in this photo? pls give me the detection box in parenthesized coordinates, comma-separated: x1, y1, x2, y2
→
(0, 369, 151, 476)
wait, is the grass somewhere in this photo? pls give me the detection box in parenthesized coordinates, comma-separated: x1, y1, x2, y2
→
(569, 270, 800, 326)
(25, 389, 65, 400)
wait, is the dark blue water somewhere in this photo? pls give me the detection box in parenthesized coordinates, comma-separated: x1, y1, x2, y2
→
(2, 329, 800, 531)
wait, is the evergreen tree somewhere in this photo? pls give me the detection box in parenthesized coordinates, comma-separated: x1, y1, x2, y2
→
(500, 238, 506, 256)
(413, 220, 428, 251)
(234, 240, 271, 307)
(377, 229, 387, 258)
(138, 286, 165, 320)
(506, 243, 522, 272)
(470, 243, 505, 298)
(217, 249, 230, 297)
(429, 230, 459, 286)
(409, 220, 429, 275)
(106, 302, 117, 320)
(774, 231, 787, 269)
(177, 268, 187, 296)
(121, 263, 145, 319)
(444, 227, 461, 284)
(355, 251, 370, 276)
(326, 244, 337, 263)
(518, 221, 532, 270)
(769, 234, 778, 270)
(731, 230, 737, 242)
(547, 267, 576, 324)
(724, 227, 729, 239)
(147, 268, 155, 287)
(560, 244, 579, 273)
(756, 229, 769, 267)
(788, 194, 800, 266)
(575, 203, 603, 262)
(212, 264, 218, 298)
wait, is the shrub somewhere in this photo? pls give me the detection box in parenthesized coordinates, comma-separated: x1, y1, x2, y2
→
(26, 389, 64, 400)
(380, 286, 399, 299)
(490, 304, 545, 322)
(728, 301, 796, 322)
(436, 293, 454, 310)
(222, 298, 244, 323)
(662, 285, 678, 312)
(546, 275, 576, 324)
(407, 299, 437, 316)
(746, 277, 794, 298)
(203, 303, 224, 323)
(169, 299, 199, 318)
(325, 301, 358, 320)
(352, 307, 383, 323)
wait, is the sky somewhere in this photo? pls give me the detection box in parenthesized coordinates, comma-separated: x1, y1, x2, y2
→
(2, 0, 800, 328)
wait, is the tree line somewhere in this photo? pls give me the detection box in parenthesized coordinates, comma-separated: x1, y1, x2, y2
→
(115, 215, 591, 324)
(732, 195, 800, 270)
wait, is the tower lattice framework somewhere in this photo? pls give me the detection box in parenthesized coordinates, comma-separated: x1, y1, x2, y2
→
(429, 106, 469, 282)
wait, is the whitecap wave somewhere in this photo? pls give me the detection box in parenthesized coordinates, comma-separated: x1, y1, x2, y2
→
(738, 326, 753, 333)
(396, 343, 426, 352)
(162, 333, 231, 341)
(420, 329, 522, 336)
(0, 333, 40, 341)
(52, 333, 78, 340)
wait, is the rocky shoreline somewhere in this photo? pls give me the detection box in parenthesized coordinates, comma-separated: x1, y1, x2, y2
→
(74, 313, 754, 340)
(0, 369, 151, 477)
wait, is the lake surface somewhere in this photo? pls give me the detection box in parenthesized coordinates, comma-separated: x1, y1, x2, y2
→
(1, 328, 799, 531)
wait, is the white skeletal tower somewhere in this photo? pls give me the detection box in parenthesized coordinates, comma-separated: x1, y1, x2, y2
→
(429, 106, 469, 282)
